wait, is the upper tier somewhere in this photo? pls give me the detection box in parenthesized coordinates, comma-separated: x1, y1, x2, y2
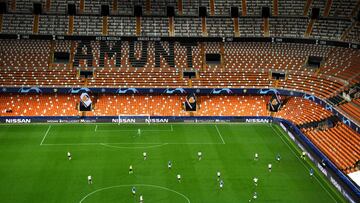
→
(3, 0, 360, 18)
(0, 40, 359, 99)
(1, 0, 359, 43)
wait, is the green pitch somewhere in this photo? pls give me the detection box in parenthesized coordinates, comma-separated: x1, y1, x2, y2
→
(0, 123, 346, 203)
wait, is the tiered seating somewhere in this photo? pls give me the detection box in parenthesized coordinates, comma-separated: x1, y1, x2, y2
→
(311, 19, 351, 40)
(0, 40, 50, 68)
(214, 0, 242, 16)
(0, 67, 82, 87)
(303, 123, 360, 173)
(0, 94, 269, 117)
(0, 39, 82, 87)
(223, 42, 331, 71)
(192, 71, 273, 88)
(320, 47, 360, 85)
(275, 97, 333, 125)
(113, 1, 133, 15)
(246, 0, 272, 16)
(327, 95, 345, 105)
(73, 16, 102, 36)
(88, 68, 188, 88)
(344, 22, 360, 43)
(2, 14, 32, 34)
(38, 15, 68, 35)
(195, 95, 270, 116)
(1, 12, 359, 43)
(279, 74, 344, 98)
(328, 0, 358, 18)
(1, 39, 357, 99)
(141, 17, 168, 37)
(181, 0, 209, 16)
(278, 0, 305, 16)
(338, 99, 360, 122)
(307, 0, 327, 16)
(149, 0, 177, 16)
(269, 17, 308, 38)
(174, 18, 202, 37)
(83, 1, 102, 14)
(239, 18, 263, 37)
(0, 94, 80, 116)
(13, 0, 34, 14)
(48, 0, 78, 14)
(206, 18, 234, 37)
(0, 39, 358, 100)
(108, 17, 135, 36)
(89, 95, 188, 116)
(3, 0, 359, 20)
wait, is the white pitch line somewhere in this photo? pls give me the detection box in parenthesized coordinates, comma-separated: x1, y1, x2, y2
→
(270, 124, 338, 203)
(79, 184, 190, 203)
(42, 143, 99, 146)
(94, 124, 98, 132)
(100, 143, 169, 149)
(96, 129, 173, 132)
(215, 125, 225, 144)
(41, 142, 223, 146)
(171, 124, 173, 132)
(40, 125, 52, 146)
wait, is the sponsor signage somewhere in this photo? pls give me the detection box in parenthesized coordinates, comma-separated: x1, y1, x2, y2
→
(145, 118, 169, 123)
(5, 119, 31, 123)
(245, 119, 269, 123)
(112, 119, 136, 123)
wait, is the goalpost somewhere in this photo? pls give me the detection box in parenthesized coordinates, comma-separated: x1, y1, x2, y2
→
(117, 114, 151, 125)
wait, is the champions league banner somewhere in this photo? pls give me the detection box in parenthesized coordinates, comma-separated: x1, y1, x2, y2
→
(184, 93, 197, 111)
(79, 93, 92, 111)
(269, 94, 282, 112)
(267, 90, 282, 112)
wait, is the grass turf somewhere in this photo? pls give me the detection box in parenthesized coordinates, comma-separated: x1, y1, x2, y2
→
(0, 123, 346, 203)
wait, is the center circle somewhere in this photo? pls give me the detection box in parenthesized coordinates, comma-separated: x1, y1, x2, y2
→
(79, 184, 190, 203)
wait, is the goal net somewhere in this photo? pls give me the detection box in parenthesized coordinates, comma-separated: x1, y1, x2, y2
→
(117, 114, 151, 125)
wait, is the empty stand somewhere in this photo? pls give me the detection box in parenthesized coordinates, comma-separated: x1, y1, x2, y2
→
(303, 123, 360, 173)
(275, 97, 333, 125)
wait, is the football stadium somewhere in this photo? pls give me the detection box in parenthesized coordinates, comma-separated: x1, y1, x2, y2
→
(0, 0, 359, 202)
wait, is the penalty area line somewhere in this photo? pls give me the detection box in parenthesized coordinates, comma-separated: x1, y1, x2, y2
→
(41, 142, 223, 146)
(40, 125, 52, 146)
(215, 125, 226, 144)
(95, 129, 173, 132)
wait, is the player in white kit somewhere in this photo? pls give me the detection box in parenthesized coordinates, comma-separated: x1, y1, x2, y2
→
(168, 161, 172, 170)
(87, 175, 92, 184)
(253, 177, 258, 186)
(198, 151, 202, 160)
(254, 153, 258, 161)
(217, 171, 221, 181)
(143, 152, 147, 160)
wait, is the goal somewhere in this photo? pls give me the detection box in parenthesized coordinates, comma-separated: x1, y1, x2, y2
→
(117, 114, 151, 125)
